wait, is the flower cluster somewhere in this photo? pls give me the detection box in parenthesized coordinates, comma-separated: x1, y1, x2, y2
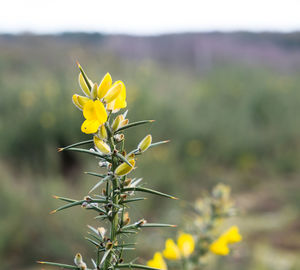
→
(147, 184, 242, 270)
(38, 64, 174, 270)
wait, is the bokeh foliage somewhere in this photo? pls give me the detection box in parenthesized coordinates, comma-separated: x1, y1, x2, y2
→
(0, 33, 300, 269)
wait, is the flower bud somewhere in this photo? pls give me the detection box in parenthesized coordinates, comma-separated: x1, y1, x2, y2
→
(123, 212, 130, 226)
(138, 135, 152, 152)
(74, 253, 84, 267)
(120, 119, 129, 127)
(97, 227, 106, 238)
(72, 94, 90, 110)
(114, 134, 124, 142)
(111, 115, 124, 131)
(91, 83, 98, 99)
(79, 73, 91, 97)
(123, 178, 132, 186)
(115, 159, 135, 176)
(99, 125, 108, 140)
(94, 136, 111, 154)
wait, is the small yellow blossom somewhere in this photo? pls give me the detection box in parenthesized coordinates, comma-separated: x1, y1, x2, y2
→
(81, 100, 107, 134)
(209, 226, 242, 256)
(147, 252, 167, 270)
(163, 233, 195, 260)
(79, 73, 92, 97)
(97, 73, 127, 112)
(177, 233, 195, 258)
(221, 225, 242, 244)
(163, 239, 181, 260)
(209, 238, 229, 256)
(115, 159, 135, 176)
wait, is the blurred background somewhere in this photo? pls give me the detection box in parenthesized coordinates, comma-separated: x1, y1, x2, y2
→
(1, 1, 300, 269)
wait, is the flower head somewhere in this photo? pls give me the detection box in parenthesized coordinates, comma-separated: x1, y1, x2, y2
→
(209, 225, 242, 256)
(147, 252, 167, 270)
(81, 100, 107, 134)
(163, 233, 195, 261)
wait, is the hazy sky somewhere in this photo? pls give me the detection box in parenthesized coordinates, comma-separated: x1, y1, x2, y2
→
(1, 0, 300, 35)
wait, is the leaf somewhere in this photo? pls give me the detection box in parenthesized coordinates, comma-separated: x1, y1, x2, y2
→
(100, 249, 111, 267)
(122, 187, 177, 200)
(85, 237, 100, 247)
(50, 200, 84, 214)
(140, 223, 177, 228)
(89, 175, 111, 194)
(115, 120, 154, 133)
(117, 263, 161, 269)
(52, 195, 76, 203)
(85, 171, 107, 178)
(58, 139, 93, 152)
(115, 152, 134, 167)
(121, 197, 146, 204)
(37, 261, 79, 269)
(63, 147, 110, 161)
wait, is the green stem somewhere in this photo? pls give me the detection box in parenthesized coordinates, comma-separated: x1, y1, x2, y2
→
(103, 134, 119, 270)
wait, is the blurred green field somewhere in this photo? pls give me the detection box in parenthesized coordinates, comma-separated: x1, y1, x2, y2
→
(0, 33, 300, 270)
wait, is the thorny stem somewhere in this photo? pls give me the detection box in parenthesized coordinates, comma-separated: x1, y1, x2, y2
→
(103, 127, 121, 270)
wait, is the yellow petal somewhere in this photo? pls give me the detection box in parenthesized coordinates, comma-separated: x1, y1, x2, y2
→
(138, 134, 152, 152)
(81, 119, 100, 134)
(98, 73, 112, 99)
(94, 100, 108, 124)
(163, 239, 181, 260)
(93, 136, 111, 154)
(209, 239, 230, 256)
(83, 100, 97, 120)
(147, 252, 167, 270)
(103, 81, 123, 104)
(221, 226, 242, 244)
(115, 159, 135, 176)
(79, 73, 91, 97)
(112, 81, 127, 110)
(177, 233, 195, 258)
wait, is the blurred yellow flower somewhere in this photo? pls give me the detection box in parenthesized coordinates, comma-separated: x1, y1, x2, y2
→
(177, 233, 195, 258)
(163, 233, 195, 260)
(209, 225, 242, 256)
(221, 226, 242, 244)
(81, 100, 107, 134)
(209, 238, 229, 256)
(147, 252, 167, 270)
(163, 239, 181, 260)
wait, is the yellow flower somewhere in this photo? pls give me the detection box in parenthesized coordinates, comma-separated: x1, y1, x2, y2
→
(163, 239, 181, 260)
(177, 233, 195, 258)
(220, 226, 242, 244)
(163, 233, 195, 260)
(209, 226, 242, 256)
(97, 73, 127, 112)
(81, 100, 108, 134)
(147, 252, 167, 270)
(209, 238, 229, 256)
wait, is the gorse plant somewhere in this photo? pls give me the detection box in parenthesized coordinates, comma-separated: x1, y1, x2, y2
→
(147, 184, 242, 270)
(38, 63, 176, 270)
